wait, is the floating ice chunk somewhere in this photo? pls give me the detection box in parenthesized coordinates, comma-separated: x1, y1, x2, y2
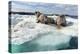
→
(11, 15, 78, 45)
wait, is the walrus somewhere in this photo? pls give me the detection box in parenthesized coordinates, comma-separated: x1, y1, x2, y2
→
(55, 15, 67, 29)
(35, 11, 55, 24)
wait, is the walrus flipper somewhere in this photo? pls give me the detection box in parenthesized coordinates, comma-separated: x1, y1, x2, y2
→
(36, 20, 40, 23)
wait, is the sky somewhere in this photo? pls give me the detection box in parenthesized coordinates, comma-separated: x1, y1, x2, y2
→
(10, 1, 78, 16)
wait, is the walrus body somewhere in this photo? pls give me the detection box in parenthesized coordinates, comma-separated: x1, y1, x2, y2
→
(35, 11, 55, 24)
(35, 11, 67, 29)
(56, 15, 67, 29)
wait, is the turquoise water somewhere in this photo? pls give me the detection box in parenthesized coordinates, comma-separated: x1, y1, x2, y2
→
(9, 32, 73, 53)
(9, 37, 78, 53)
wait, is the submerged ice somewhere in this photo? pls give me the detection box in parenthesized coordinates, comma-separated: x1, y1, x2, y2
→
(11, 15, 78, 50)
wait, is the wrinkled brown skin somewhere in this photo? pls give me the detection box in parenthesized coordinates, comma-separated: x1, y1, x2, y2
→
(56, 16, 62, 29)
(56, 15, 66, 29)
(35, 11, 66, 29)
(35, 11, 55, 24)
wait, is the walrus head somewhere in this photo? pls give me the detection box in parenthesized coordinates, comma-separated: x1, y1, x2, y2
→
(59, 15, 67, 26)
(35, 11, 41, 18)
(60, 15, 65, 18)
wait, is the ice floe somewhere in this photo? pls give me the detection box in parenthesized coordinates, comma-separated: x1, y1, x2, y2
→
(11, 15, 78, 45)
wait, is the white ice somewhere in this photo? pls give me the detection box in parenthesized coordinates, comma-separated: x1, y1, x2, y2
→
(11, 15, 78, 45)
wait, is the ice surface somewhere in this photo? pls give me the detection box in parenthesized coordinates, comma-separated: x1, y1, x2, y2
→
(11, 15, 78, 46)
